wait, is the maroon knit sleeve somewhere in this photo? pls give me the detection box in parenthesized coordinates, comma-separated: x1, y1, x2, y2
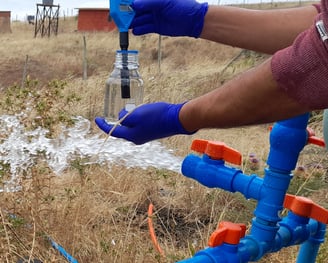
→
(313, 3, 321, 13)
(271, 9, 328, 109)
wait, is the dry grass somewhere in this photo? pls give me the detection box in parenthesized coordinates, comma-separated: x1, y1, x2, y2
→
(0, 3, 328, 262)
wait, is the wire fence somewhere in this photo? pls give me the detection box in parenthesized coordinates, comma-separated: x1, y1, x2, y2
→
(217, 0, 313, 4)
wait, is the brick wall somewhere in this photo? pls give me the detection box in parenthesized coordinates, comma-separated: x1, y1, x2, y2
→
(0, 11, 11, 33)
(77, 8, 116, 32)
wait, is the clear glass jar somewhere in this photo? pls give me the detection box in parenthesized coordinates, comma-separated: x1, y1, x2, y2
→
(104, 50, 143, 122)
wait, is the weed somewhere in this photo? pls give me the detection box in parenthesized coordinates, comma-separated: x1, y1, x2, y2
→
(0, 161, 11, 183)
(0, 76, 81, 137)
(8, 214, 25, 228)
(70, 158, 87, 176)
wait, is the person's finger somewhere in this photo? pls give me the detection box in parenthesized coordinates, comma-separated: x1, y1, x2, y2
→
(95, 117, 114, 134)
(132, 0, 161, 12)
(130, 15, 155, 35)
(131, 13, 153, 27)
(132, 25, 156, 35)
(107, 125, 135, 142)
(95, 117, 137, 142)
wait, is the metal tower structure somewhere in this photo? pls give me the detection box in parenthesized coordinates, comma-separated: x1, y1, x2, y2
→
(34, 3, 60, 37)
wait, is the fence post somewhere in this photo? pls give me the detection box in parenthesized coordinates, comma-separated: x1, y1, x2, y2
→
(83, 35, 87, 80)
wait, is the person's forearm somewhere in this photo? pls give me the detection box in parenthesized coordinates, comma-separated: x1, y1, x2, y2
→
(179, 58, 310, 131)
(200, 5, 318, 54)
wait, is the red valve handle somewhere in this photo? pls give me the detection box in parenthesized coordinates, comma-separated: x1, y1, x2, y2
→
(191, 139, 242, 165)
(208, 221, 246, 247)
(284, 194, 328, 224)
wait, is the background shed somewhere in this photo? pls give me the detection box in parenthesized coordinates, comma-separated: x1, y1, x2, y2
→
(0, 11, 11, 33)
(77, 8, 116, 32)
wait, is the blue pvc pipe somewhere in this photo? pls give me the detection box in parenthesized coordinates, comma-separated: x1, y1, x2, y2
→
(177, 214, 323, 263)
(178, 255, 214, 263)
(249, 114, 309, 248)
(179, 114, 327, 263)
(181, 154, 262, 200)
(296, 222, 326, 263)
(178, 243, 250, 263)
(297, 241, 320, 263)
(267, 113, 309, 171)
(252, 168, 292, 225)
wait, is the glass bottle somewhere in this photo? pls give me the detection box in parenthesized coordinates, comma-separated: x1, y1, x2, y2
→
(104, 50, 143, 123)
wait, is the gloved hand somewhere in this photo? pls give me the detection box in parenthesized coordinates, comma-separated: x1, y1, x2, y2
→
(95, 102, 195, 145)
(130, 0, 209, 38)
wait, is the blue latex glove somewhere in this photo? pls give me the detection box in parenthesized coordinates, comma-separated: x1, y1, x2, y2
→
(95, 102, 195, 145)
(130, 0, 209, 38)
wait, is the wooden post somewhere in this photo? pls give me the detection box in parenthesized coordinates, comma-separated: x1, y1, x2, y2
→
(83, 35, 87, 80)
(21, 55, 29, 88)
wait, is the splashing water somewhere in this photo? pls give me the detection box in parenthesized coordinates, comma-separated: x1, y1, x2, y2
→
(0, 115, 183, 192)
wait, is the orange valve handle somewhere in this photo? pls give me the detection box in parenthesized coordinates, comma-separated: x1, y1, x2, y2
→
(268, 127, 325, 148)
(306, 127, 325, 147)
(208, 221, 246, 247)
(191, 139, 242, 165)
(284, 194, 328, 224)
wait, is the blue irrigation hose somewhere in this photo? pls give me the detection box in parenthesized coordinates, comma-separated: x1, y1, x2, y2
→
(8, 213, 78, 263)
(48, 237, 78, 263)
